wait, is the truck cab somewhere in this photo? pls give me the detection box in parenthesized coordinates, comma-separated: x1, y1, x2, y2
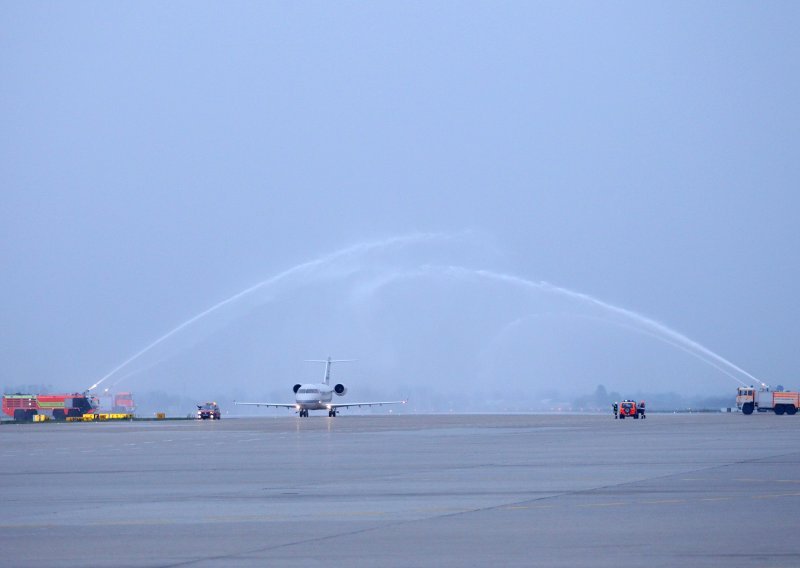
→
(736, 387, 756, 415)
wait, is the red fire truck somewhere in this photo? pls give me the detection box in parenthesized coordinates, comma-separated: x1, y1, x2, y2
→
(111, 392, 135, 414)
(98, 391, 136, 414)
(2, 393, 98, 421)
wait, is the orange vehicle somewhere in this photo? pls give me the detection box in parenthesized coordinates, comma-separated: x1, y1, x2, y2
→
(618, 400, 639, 419)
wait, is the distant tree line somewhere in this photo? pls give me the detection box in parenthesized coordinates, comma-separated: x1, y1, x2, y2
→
(572, 385, 621, 411)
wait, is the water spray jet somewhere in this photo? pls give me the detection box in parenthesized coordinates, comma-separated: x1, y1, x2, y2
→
(88, 232, 465, 392)
(358, 264, 766, 389)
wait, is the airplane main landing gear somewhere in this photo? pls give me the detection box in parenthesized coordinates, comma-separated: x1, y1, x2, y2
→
(328, 409, 337, 417)
(299, 409, 309, 417)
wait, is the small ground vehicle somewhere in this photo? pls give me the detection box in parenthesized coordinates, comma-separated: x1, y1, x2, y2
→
(197, 402, 221, 420)
(618, 400, 639, 419)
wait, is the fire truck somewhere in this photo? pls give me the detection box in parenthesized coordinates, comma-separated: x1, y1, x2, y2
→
(111, 392, 135, 414)
(2, 393, 98, 421)
(98, 391, 136, 414)
(736, 387, 799, 415)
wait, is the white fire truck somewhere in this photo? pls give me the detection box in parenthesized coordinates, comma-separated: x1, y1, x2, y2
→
(736, 387, 799, 415)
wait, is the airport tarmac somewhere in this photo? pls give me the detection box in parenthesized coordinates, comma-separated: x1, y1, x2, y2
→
(2, 413, 800, 567)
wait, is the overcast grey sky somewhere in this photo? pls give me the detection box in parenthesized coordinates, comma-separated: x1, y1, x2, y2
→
(2, 2, 798, 402)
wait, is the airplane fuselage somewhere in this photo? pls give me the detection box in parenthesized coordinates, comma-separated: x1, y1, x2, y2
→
(294, 383, 335, 410)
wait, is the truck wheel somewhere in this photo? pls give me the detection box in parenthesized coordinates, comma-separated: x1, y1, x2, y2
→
(13, 409, 26, 421)
(787, 406, 797, 416)
(634, 414, 639, 419)
(52, 409, 66, 421)
(742, 403, 754, 415)
(774, 405, 786, 416)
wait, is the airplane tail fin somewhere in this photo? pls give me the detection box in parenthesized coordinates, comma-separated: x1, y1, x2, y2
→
(305, 357, 356, 384)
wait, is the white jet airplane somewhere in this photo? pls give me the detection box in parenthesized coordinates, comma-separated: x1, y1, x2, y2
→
(234, 357, 407, 417)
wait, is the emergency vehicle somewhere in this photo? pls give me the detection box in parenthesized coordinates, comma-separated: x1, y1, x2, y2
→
(112, 392, 135, 413)
(196, 402, 221, 420)
(2, 393, 98, 421)
(618, 400, 639, 419)
(98, 391, 136, 414)
(736, 387, 799, 415)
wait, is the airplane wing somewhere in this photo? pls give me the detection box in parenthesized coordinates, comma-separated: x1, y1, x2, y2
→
(233, 401, 297, 409)
(328, 400, 408, 409)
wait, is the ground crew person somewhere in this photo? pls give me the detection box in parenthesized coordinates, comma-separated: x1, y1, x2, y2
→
(638, 400, 646, 419)
(612, 402, 618, 419)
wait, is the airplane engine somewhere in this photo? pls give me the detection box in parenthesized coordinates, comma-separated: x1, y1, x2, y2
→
(293, 384, 302, 394)
(334, 384, 347, 396)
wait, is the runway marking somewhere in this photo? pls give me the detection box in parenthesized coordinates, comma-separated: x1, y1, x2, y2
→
(700, 497, 731, 501)
(204, 515, 274, 522)
(641, 499, 685, 504)
(415, 507, 465, 514)
(751, 492, 800, 500)
(0, 523, 58, 529)
(99, 519, 175, 526)
(578, 502, 627, 508)
(326, 511, 386, 517)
